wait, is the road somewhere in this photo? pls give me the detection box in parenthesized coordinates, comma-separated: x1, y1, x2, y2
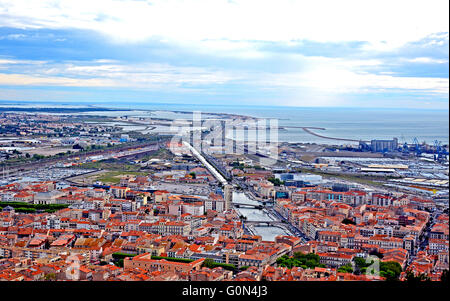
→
(406, 210, 440, 266)
(183, 141, 228, 186)
(268, 207, 309, 242)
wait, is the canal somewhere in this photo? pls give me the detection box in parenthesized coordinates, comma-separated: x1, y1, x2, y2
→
(233, 191, 292, 241)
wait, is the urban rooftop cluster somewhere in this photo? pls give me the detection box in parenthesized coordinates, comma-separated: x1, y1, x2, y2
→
(0, 164, 447, 281)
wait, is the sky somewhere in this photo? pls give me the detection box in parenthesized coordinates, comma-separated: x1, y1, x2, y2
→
(0, 0, 448, 109)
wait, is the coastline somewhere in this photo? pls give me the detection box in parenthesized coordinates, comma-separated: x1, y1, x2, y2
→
(1, 101, 448, 145)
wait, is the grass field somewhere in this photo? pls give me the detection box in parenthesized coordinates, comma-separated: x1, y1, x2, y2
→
(140, 148, 174, 161)
(94, 171, 148, 184)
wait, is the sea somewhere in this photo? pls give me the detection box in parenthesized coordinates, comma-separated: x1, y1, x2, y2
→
(1, 101, 449, 145)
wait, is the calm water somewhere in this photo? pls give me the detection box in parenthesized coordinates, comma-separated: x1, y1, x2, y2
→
(105, 103, 450, 145)
(233, 192, 290, 241)
(3, 101, 449, 145)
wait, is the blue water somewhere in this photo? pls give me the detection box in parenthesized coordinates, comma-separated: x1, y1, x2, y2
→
(2, 100, 448, 145)
(105, 103, 449, 145)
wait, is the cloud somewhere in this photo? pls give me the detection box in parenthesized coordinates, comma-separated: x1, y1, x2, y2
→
(0, 1, 447, 108)
(2, 56, 446, 98)
(254, 57, 449, 94)
(0, 33, 27, 40)
(0, 0, 447, 51)
(403, 57, 448, 64)
(0, 73, 118, 87)
(0, 60, 239, 88)
(0, 58, 47, 65)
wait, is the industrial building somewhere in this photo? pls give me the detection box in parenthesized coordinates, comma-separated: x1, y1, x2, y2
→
(275, 173, 323, 187)
(370, 138, 398, 153)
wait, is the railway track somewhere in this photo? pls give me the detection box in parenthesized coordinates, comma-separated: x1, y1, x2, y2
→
(1, 140, 165, 177)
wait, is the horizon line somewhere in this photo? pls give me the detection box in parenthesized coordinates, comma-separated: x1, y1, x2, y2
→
(1, 99, 449, 111)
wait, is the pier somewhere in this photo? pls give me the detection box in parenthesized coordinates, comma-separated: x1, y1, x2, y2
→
(299, 127, 369, 143)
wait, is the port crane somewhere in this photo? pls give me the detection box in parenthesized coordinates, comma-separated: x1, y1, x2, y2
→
(413, 137, 422, 156)
(433, 140, 448, 162)
(401, 142, 409, 153)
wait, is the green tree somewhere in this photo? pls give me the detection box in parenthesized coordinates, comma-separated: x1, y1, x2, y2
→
(305, 259, 318, 269)
(337, 263, 353, 273)
(32, 154, 45, 160)
(277, 252, 324, 269)
(352, 256, 375, 275)
(406, 271, 431, 282)
(268, 177, 284, 186)
(380, 261, 402, 281)
(15, 207, 36, 213)
(203, 258, 216, 269)
(354, 257, 369, 268)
